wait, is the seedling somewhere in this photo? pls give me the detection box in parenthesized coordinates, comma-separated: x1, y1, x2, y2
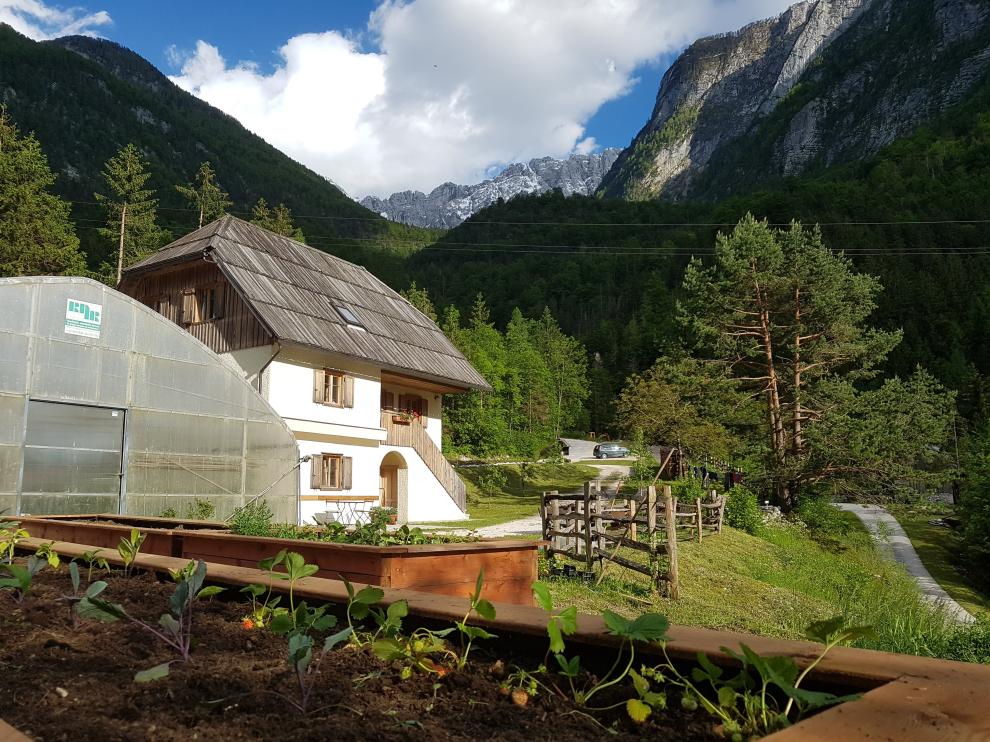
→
(0, 521, 28, 564)
(283, 625, 353, 713)
(639, 616, 872, 736)
(261, 549, 318, 624)
(79, 549, 110, 582)
(451, 569, 497, 669)
(34, 541, 60, 570)
(239, 583, 282, 630)
(116, 528, 146, 576)
(76, 559, 224, 682)
(0, 555, 45, 603)
(342, 576, 386, 647)
(58, 562, 106, 626)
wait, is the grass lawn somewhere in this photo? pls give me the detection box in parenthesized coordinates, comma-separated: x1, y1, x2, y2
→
(416, 462, 600, 530)
(543, 515, 969, 658)
(887, 503, 990, 618)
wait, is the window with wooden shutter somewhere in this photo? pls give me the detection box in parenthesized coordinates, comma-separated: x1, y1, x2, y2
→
(181, 289, 198, 326)
(381, 390, 395, 410)
(310, 452, 347, 490)
(313, 369, 347, 406)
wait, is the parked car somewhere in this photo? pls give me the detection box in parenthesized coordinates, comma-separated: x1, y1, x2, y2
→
(593, 443, 630, 459)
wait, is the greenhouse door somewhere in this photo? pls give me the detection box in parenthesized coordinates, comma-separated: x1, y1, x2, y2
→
(20, 400, 126, 515)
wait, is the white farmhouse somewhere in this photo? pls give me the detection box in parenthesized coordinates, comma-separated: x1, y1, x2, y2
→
(119, 216, 489, 525)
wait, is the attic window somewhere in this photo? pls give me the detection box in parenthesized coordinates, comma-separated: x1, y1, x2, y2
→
(335, 303, 364, 329)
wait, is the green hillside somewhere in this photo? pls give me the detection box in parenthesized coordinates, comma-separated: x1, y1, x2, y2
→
(0, 24, 430, 274)
(410, 70, 990, 429)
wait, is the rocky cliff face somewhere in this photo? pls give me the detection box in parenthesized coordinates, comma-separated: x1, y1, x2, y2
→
(362, 149, 621, 228)
(599, 0, 990, 201)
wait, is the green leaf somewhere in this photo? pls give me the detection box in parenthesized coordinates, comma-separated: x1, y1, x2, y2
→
(373, 638, 407, 662)
(432, 627, 456, 638)
(460, 625, 496, 641)
(532, 581, 553, 612)
(387, 600, 409, 621)
(557, 606, 578, 635)
(135, 662, 171, 683)
(473, 568, 485, 601)
(355, 586, 385, 605)
(718, 686, 736, 708)
(240, 584, 266, 597)
(626, 613, 670, 643)
(269, 613, 295, 635)
(76, 597, 125, 622)
(68, 561, 80, 593)
(626, 698, 652, 723)
(554, 653, 580, 677)
(197, 586, 225, 599)
(84, 580, 107, 599)
(288, 633, 313, 672)
(324, 627, 353, 651)
(695, 652, 723, 682)
(474, 599, 496, 621)
(158, 614, 181, 635)
(629, 668, 650, 696)
(547, 618, 565, 654)
(312, 614, 337, 632)
(602, 610, 631, 637)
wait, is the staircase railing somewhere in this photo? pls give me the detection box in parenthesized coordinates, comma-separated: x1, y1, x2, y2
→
(381, 411, 467, 512)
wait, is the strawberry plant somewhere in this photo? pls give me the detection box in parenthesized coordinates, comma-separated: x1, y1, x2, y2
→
(76, 559, 224, 681)
(78, 549, 110, 582)
(34, 541, 60, 570)
(0, 520, 28, 564)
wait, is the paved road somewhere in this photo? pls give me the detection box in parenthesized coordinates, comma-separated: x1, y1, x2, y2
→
(836, 503, 975, 623)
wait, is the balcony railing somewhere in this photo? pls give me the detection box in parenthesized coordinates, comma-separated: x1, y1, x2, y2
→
(381, 411, 466, 512)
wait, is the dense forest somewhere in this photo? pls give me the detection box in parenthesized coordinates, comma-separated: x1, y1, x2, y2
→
(409, 70, 990, 433)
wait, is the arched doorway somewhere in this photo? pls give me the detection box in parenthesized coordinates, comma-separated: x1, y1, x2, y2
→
(379, 451, 409, 523)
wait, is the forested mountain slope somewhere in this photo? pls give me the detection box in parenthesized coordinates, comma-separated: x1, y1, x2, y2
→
(412, 70, 990, 428)
(0, 25, 416, 269)
(599, 0, 990, 201)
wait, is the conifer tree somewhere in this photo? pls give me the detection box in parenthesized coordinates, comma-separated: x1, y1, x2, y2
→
(95, 143, 170, 282)
(0, 109, 86, 277)
(176, 162, 231, 228)
(250, 197, 305, 242)
(401, 281, 437, 322)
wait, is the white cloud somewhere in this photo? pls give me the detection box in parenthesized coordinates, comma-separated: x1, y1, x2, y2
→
(170, 0, 795, 197)
(0, 0, 110, 40)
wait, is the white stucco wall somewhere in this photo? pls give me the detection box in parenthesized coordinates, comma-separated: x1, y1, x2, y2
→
(221, 345, 465, 525)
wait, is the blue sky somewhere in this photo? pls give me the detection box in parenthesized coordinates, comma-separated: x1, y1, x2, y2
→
(75, 0, 665, 152)
(4, 0, 794, 195)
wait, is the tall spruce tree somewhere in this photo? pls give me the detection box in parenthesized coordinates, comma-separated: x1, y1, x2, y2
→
(401, 281, 438, 322)
(95, 143, 170, 282)
(0, 109, 86, 277)
(250, 197, 305, 242)
(176, 162, 231, 228)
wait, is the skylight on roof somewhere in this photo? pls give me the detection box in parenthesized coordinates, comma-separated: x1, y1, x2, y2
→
(335, 303, 365, 329)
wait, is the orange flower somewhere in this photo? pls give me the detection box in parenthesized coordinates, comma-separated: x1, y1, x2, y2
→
(241, 617, 255, 630)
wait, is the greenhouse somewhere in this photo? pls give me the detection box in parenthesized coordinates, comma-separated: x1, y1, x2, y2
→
(0, 277, 298, 521)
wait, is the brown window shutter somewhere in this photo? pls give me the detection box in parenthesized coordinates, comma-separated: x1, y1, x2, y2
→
(342, 457, 353, 490)
(381, 390, 394, 410)
(181, 289, 197, 325)
(309, 454, 324, 490)
(213, 284, 225, 319)
(398, 394, 408, 410)
(343, 376, 355, 408)
(313, 369, 326, 403)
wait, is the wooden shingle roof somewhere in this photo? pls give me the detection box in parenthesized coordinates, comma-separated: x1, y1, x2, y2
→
(123, 216, 490, 391)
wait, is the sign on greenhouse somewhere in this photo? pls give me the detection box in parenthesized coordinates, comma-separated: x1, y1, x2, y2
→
(64, 299, 102, 338)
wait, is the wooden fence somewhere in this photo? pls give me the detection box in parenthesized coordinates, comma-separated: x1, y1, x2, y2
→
(540, 482, 726, 599)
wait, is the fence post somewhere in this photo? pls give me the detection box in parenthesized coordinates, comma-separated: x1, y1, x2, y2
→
(583, 481, 594, 572)
(716, 494, 725, 534)
(647, 485, 658, 591)
(696, 498, 703, 542)
(550, 492, 560, 554)
(664, 485, 679, 600)
(594, 492, 604, 555)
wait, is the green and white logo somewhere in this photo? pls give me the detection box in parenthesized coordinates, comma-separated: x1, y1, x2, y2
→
(65, 299, 102, 338)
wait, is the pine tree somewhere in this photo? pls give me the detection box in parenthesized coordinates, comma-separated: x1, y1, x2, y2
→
(400, 281, 437, 322)
(250, 197, 305, 242)
(95, 143, 170, 282)
(176, 162, 231, 228)
(0, 109, 86, 277)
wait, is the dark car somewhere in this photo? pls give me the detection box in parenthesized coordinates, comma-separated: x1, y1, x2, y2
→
(593, 443, 630, 459)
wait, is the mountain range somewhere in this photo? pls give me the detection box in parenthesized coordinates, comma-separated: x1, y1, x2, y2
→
(600, 0, 990, 200)
(361, 149, 621, 228)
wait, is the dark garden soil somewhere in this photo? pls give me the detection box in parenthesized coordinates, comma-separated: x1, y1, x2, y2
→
(0, 566, 719, 741)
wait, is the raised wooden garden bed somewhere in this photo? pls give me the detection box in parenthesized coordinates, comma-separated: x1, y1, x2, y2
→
(6, 537, 990, 740)
(14, 514, 540, 604)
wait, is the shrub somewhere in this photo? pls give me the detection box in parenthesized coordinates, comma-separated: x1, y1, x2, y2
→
(230, 500, 275, 536)
(186, 499, 217, 521)
(671, 477, 706, 503)
(475, 465, 509, 496)
(939, 618, 990, 664)
(797, 495, 850, 539)
(724, 485, 763, 534)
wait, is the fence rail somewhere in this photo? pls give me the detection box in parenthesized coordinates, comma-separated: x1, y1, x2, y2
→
(540, 482, 726, 598)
